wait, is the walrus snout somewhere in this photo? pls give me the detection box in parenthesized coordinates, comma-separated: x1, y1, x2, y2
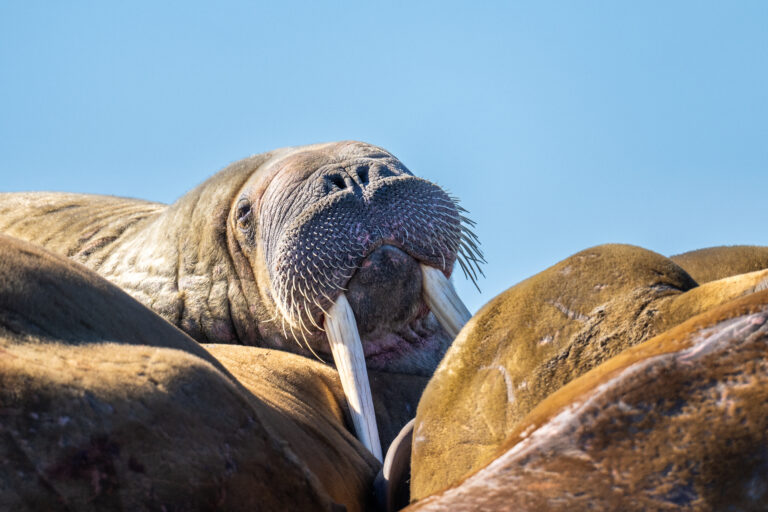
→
(346, 245, 424, 337)
(319, 161, 400, 196)
(266, 172, 465, 335)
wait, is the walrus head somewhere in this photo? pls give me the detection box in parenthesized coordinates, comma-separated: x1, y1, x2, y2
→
(228, 141, 482, 458)
(229, 141, 481, 373)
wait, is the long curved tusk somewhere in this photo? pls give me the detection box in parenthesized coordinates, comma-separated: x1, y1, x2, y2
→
(324, 293, 383, 462)
(421, 264, 472, 339)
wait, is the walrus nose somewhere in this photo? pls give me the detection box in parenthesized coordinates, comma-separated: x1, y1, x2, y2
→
(321, 163, 398, 194)
(345, 245, 423, 337)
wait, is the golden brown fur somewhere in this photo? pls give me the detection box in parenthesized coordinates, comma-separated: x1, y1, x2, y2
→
(671, 245, 768, 283)
(411, 244, 768, 499)
(408, 291, 768, 510)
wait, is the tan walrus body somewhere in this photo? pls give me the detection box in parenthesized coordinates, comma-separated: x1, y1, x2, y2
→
(410, 244, 768, 500)
(0, 233, 385, 510)
(408, 290, 768, 510)
(671, 245, 768, 284)
(0, 232, 436, 510)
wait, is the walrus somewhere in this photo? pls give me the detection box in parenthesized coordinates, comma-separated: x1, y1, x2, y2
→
(407, 290, 768, 510)
(0, 234, 365, 510)
(0, 233, 437, 510)
(0, 141, 480, 458)
(671, 244, 768, 284)
(409, 244, 768, 499)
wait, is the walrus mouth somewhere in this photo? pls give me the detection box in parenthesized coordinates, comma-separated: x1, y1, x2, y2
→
(266, 174, 483, 339)
(324, 263, 471, 461)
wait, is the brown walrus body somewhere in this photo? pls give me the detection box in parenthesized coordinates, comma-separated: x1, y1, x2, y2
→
(671, 245, 768, 284)
(0, 142, 482, 376)
(410, 244, 768, 500)
(0, 233, 434, 511)
(407, 290, 768, 510)
(0, 234, 367, 510)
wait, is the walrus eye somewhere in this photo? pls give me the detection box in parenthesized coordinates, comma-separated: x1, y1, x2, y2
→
(236, 198, 252, 229)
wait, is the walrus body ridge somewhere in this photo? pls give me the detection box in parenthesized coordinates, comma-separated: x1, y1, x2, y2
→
(0, 141, 482, 376)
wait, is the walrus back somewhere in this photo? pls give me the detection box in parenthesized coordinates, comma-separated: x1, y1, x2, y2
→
(0, 192, 166, 265)
(671, 245, 768, 284)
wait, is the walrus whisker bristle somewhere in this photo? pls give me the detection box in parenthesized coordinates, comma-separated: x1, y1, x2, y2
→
(312, 291, 332, 323)
(280, 317, 291, 345)
(462, 237, 482, 254)
(307, 307, 324, 332)
(460, 242, 485, 267)
(458, 248, 479, 281)
(305, 340, 326, 363)
(466, 251, 487, 273)
(458, 256, 479, 285)
(460, 227, 482, 247)
(457, 254, 482, 292)
(298, 321, 326, 363)
(297, 285, 312, 305)
(287, 318, 307, 351)
(318, 290, 335, 313)
(459, 232, 486, 265)
(463, 251, 485, 280)
(457, 257, 471, 280)
(465, 239, 484, 258)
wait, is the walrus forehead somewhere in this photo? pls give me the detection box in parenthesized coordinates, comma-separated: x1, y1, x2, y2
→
(309, 140, 397, 162)
(263, 142, 407, 190)
(255, 144, 413, 236)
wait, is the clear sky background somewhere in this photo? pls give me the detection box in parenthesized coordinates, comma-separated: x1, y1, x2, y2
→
(1, 2, 766, 313)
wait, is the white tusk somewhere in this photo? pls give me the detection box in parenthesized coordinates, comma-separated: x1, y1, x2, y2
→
(421, 264, 472, 339)
(324, 292, 383, 462)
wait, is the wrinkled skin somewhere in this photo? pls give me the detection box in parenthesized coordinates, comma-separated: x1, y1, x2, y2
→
(0, 141, 481, 376)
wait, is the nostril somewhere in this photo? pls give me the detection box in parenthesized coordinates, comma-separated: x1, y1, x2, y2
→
(326, 174, 346, 191)
(356, 165, 369, 185)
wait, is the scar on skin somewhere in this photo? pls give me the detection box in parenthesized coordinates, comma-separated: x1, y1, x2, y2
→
(480, 364, 516, 406)
(548, 300, 589, 322)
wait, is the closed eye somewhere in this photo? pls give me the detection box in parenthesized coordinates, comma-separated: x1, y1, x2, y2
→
(236, 198, 252, 227)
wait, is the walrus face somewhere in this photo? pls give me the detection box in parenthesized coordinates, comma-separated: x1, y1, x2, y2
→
(232, 141, 481, 373)
(230, 141, 482, 457)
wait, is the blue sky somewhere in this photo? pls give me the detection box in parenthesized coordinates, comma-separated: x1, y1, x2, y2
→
(1, 2, 766, 313)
